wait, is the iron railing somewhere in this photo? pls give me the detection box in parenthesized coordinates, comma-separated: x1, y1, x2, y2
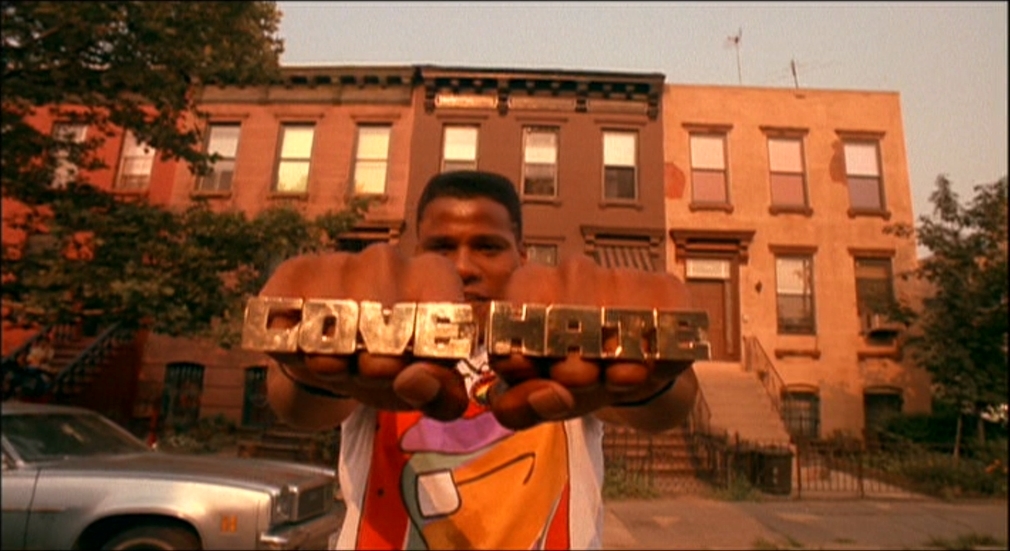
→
(51, 322, 132, 398)
(743, 335, 786, 417)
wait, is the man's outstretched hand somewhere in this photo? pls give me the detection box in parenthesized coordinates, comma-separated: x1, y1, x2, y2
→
(487, 255, 697, 431)
(259, 244, 471, 422)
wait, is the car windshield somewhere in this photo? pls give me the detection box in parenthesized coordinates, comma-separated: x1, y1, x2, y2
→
(3, 412, 150, 462)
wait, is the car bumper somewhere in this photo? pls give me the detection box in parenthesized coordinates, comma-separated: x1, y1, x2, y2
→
(258, 509, 343, 550)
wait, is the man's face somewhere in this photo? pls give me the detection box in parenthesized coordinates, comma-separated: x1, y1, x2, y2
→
(416, 196, 524, 321)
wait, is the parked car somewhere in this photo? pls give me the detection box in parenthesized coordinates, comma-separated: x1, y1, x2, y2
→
(1, 402, 341, 550)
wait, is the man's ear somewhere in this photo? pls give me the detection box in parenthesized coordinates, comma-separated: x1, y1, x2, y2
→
(518, 241, 528, 265)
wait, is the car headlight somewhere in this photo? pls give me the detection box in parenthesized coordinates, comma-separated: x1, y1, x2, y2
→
(272, 486, 296, 525)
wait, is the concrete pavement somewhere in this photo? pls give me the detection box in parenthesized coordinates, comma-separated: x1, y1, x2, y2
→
(604, 496, 1009, 550)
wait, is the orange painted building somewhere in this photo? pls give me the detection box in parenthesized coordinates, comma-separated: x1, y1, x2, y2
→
(662, 84, 931, 440)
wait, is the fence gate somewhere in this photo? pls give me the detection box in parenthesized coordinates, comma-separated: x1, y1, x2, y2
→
(161, 363, 204, 432)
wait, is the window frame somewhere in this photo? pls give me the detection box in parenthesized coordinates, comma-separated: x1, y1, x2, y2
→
(775, 254, 817, 335)
(351, 124, 392, 196)
(782, 388, 820, 441)
(51, 122, 88, 189)
(766, 135, 810, 213)
(854, 256, 896, 318)
(196, 123, 242, 193)
(842, 139, 887, 215)
(114, 131, 156, 191)
(601, 129, 639, 202)
(688, 132, 731, 209)
(521, 126, 560, 198)
(525, 243, 559, 266)
(272, 123, 316, 194)
(441, 124, 479, 173)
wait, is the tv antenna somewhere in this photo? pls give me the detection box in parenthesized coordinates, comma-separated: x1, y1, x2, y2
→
(726, 27, 743, 85)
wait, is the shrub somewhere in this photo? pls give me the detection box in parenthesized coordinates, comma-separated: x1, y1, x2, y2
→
(603, 459, 659, 500)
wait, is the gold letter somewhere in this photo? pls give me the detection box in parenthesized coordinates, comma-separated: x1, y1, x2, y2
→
(414, 303, 476, 358)
(298, 299, 359, 354)
(242, 297, 303, 352)
(486, 301, 547, 357)
(602, 308, 655, 360)
(545, 305, 602, 358)
(359, 301, 416, 355)
(655, 311, 711, 361)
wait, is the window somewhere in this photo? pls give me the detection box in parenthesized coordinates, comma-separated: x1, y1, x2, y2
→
(51, 123, 88, 188)
(161, 362, 204, 432)
(522, 127, 558, 197)
(115, 131, 155, 190)
(690, 133, 728, 204)
(274, 124, 315, 193)
(854, 257, 895, 317)
(602, 131, 637, 200)
(526, 244, 558, 266)
(864, 389, 903, 440)
(197, 124, 240, 192)
(242, 366, 275, 428)
(768, 137, 807, 208)
(776, 255, 816, 334)
(352, 125, 391, 195)
(843, 141, 883, 211)
(442, 125, 478, 172)
(782, 389, 820, 440)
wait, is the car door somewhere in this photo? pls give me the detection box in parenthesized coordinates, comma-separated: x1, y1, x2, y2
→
(1, 450, 39, 551)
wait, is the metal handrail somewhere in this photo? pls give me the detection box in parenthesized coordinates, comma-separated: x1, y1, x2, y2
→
(52, 322, 131, 397)
(743, 335, 786, 416)
(1, 324, 76, 370)
(687, 384, 713, 436)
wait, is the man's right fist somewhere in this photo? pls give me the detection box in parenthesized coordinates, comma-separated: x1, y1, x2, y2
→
(256, 244, 470, 421)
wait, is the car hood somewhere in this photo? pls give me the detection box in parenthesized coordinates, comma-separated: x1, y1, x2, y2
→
(35, 452, 335, 491)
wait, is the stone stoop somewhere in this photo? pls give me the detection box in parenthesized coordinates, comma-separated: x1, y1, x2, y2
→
(692, 360, 791, 446)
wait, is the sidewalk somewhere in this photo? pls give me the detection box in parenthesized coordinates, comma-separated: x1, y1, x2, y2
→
(603, 496, 1009, 550)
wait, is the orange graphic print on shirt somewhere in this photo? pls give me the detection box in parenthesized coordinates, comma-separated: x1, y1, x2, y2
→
(354, 364, 571, 550)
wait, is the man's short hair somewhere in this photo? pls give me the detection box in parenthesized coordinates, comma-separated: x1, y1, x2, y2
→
(416, 170, 523, 240)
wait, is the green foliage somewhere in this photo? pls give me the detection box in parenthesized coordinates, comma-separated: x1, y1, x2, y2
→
(159, 414, 238, 454)
(712, 472, 764, 502)
(0, 2, 342, 347)
(602, 459, 659, 500)
(2, 1, 284, 201)
(924, 533, 1005, 550)
(886, 175, 1008, 443)
(859, 439, 1007, 499)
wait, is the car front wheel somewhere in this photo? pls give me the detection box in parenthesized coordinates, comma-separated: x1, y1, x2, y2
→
(101, 525, 201, 550)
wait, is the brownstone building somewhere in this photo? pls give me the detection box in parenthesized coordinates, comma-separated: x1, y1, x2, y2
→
(662, 84, 931, 443)
(13, 64, 929, 445)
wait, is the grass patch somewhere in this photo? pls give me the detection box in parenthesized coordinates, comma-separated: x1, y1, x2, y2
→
(924, 532, 1005, 550)
(602, 459, 659, 500)
(751, 537, 807, 550)
(712, 473, 764, 502)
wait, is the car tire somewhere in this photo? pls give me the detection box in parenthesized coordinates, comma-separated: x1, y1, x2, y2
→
(100, 525, 201, 550)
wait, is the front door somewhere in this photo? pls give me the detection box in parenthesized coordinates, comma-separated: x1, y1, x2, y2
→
(685, 258, 738, 361)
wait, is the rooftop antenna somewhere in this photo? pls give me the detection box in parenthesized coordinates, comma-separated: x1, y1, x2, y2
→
(790, 57, 799, 88)
(726, 27, 743, 85)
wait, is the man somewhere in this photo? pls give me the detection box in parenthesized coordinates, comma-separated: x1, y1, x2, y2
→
(258, 170, 700, 549)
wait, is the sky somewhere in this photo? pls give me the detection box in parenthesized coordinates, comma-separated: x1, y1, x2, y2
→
(275, 1, 1008, 242)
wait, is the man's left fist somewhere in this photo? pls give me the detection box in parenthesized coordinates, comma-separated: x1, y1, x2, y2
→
(488, 254, 700, 430)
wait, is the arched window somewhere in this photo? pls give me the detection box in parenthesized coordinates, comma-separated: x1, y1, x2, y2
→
(781, 385, 820, 441)
(242, 366, 275, 428)
(162, 362, 204, 432)
(864, 386, 903, 440)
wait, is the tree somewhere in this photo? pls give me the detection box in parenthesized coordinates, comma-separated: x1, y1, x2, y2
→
(889, 175, 1008, 458)
(2, 1, 285, 201)
(0, 3, 370, 344)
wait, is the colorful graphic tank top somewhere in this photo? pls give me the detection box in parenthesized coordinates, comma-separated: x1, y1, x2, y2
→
(335, 349, 605, 550)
